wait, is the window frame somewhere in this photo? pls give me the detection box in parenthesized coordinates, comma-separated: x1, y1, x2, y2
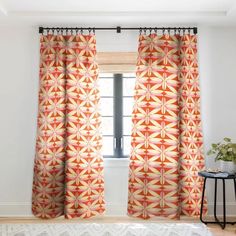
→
(101, 73, 134, 159)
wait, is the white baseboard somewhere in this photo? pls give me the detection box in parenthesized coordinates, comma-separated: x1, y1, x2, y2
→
(207, 202, 236, 217)
(0, 202, 235, 217)
(105, 203, 128, 216)
(0, 202, 127, 217)
(0, 202, 32, 217)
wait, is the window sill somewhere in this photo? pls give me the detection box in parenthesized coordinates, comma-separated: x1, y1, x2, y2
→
(104, 158, 129, 168)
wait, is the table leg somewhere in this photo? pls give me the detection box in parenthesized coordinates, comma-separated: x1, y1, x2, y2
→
(234, 178, 236, 201)
(222, 179, 226, 229)
(200, 177, 207, 223)
(214, 178, 218, 220)
(199, 175, 236, 228)
(213, 178, 224, 229)
(214, 179, 227, 229)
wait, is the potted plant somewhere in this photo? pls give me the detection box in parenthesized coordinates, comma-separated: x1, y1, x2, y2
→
(207, 137, 236, 174)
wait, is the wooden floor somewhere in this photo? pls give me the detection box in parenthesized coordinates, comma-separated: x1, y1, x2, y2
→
(0, 216, 235, 236)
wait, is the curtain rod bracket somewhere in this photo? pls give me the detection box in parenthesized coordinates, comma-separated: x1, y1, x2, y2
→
(116, 26, 121, 33)
(193, 27, 197, 35)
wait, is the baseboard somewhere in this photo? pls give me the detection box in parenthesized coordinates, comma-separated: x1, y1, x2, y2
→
(0, 202, 235, 217)
(0, 202, 32, 217)
(105, 203, 127, 216)
(0, 202, 127, 217)
(207, 202, 236, 217)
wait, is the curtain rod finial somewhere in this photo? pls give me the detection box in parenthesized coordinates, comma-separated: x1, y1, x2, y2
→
(39, 27, 43, 34)
(193, 27, 198, 35)
(116, 26, 121, 33)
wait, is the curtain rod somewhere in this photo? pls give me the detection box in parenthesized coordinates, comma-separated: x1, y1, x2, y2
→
(39, 26, 198, 34)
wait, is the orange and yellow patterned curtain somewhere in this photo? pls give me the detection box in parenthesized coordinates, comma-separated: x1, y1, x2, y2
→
(32, 33, 105, 219)
(128, 33, 206, 219)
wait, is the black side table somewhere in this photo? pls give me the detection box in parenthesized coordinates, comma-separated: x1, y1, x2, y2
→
(198, 171, 236, 229)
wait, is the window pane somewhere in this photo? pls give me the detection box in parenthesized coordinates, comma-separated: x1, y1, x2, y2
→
(99, 78, 113, 97)
(102, 136, 114, 156)
(123, 77, 136, 96)
(101, 117, 113, 135)
(123, 116, 132, 136)
(123, 97, 134, 116)
(123, 136, 131, 156)
(100, 98, 113, 116)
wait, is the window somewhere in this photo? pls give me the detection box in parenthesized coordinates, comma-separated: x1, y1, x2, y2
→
(99, 73, 136, 158)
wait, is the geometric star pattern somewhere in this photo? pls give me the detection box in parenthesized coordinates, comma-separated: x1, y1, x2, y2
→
(128, 33, 207, 219)
(32, 33, 105, 219)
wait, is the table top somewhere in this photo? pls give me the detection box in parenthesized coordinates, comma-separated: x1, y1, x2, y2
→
(198, 171, 236, 179)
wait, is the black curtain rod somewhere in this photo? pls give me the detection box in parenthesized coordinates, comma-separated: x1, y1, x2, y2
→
(39, 26, 198, 34)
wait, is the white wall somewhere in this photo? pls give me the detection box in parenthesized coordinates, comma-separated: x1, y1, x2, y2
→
(0, 25, 236, 216)
(198, 26, 236, 215)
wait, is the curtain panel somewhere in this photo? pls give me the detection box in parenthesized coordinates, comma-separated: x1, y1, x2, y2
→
(128, 33, 207, 219)
(32, 34, 105, 219)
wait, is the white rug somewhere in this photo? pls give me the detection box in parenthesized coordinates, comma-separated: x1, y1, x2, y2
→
(0, 223, 212, 236)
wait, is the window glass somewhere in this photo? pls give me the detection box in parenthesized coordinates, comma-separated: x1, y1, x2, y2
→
(123, 97, 134, 116)
(123, 77, 136, 96)
(123, 117, 132, 136)
(102, 136, 114, 155)
(123, 136, 131, 156)
(99, 73, 136, 158)
(101, 117, 113, 135)
(100, 98, 113, 116)
(99, 78, 113, 97)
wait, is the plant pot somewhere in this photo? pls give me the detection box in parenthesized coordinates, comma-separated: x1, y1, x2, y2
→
(218, 160, 236, 174)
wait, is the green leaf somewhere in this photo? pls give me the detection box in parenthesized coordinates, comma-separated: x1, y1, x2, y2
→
(211, 143, 217, 148)
(231, 144, 236, 153)
(221, 149, 227, 155)
(209, 138, 236, 161)
(224, 137, 231, 142)
(207, 150, 215, 155)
